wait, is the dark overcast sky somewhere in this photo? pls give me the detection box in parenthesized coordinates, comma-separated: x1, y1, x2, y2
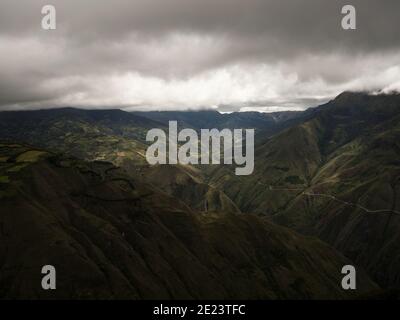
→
(1, 0, 399, 112)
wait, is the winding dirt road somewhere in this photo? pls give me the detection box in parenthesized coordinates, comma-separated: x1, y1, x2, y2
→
(257, 181, 400, 216)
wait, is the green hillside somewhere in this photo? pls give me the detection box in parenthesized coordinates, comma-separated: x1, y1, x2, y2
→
(0, 143, 377, 299)
(0, 108, 165, 167)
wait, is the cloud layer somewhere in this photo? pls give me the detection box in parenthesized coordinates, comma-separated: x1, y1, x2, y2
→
(1, 0, 400, 111)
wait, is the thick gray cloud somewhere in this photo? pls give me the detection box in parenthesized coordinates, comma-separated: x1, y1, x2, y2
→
(0, 0, 400, 111)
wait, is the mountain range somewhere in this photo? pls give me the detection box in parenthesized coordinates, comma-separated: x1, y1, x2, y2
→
(1, 91, 400, 299)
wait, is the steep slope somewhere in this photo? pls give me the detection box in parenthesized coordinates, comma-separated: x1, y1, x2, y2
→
(208, 92, 400, 289)
(0, 143, 377, 299)
(208, 118, 323, 214)
(141, 164, 241, 214)
(210, 92, 400, 214)
(274, 113, 400, 288)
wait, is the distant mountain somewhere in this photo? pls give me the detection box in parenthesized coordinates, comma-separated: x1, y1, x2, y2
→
(0, 107, 163, 141)
(0, 143, 378, 299)
(132, 110, 301, 132)
(0, 107, 164, 167)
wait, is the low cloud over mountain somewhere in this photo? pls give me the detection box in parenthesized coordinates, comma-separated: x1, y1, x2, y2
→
(1, 0, 400, 111)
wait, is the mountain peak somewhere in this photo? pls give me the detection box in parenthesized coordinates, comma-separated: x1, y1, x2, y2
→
(333, 90, 400, 104)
